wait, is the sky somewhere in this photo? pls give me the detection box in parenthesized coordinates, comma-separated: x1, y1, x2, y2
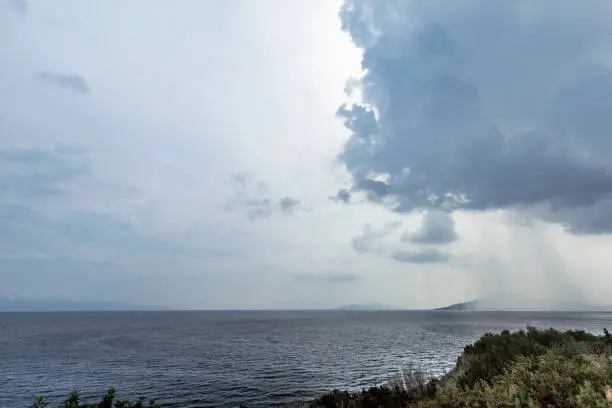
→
(2, 0, 612, 310)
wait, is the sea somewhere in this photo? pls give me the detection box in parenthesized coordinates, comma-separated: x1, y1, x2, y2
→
(1, 310, 612, 408)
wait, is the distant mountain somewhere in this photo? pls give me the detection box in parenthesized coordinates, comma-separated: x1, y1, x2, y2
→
(437, 296, 612, 312)
(437, 299, 479, 311)
(336, 302, 400, 311)
(0, 297, 167, 312)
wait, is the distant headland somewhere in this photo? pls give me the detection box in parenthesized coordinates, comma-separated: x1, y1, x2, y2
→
(335, 295, 612, 312)
(437, 295, 612, 312)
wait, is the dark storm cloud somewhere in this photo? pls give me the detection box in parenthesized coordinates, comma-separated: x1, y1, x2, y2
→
(226, 172, 307, 220)
(335, 0, 612, 233)
(37, 72, 91, 94)
(401, 210, 458, 245)
(390, 249, 450, 264)
(529, 198, 612, 235)
(0, 145, 89, 199)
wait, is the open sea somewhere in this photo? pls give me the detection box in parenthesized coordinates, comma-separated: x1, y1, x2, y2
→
(1, 310, 612, 407)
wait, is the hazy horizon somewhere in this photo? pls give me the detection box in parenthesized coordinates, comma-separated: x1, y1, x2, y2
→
(3, 0, 612, 309)
(1, 294, 611, 312)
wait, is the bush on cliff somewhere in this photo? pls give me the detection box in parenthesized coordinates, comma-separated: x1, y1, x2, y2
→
(312, 327, 612, 408)
(455, 326, 603, 389)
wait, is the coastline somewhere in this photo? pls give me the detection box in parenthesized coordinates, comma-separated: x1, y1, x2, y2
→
(309, 326, 612, 407)
(28, 326, 612, 408)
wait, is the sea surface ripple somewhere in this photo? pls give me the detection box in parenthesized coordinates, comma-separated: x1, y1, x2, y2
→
(1, 310, 611, 407)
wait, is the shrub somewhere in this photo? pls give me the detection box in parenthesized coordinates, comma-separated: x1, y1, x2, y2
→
(311, 327, 612, 407)
(437, 347, 612, 407)
(455, 326, 603, 389)
(30, 389, 160, 408)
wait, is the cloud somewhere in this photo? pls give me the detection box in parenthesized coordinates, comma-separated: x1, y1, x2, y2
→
(0, 145, 89, 200)
(336, 0, 612, 233)
(0, 203, 49, 257)
(352, 220, 452, 264)
(293, 271, 359, 283)
(58, 211, 158, 252)
(329, 188, 352, 203)
(225, 172, 271, 219)
(351, 221, 400, 253)
(8, 0, 27, 18)
(390, 249, 450, 264)
(241, 198, 274, 220)
(37, 72, 91, 94)
(0, 204, 234, 263)
(527, 198, 612, 235)
(401, 210, 458, 245)
(225, 172, 308, 219)
(0, 145, 191, 260)
(230, 171, 267, 193)
(279, 196, 301, 213)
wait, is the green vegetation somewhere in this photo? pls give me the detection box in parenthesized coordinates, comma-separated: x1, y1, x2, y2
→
(30, 327, 612, 407)
(311, 327, 612, 407)
(30, 389, 160, 408)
